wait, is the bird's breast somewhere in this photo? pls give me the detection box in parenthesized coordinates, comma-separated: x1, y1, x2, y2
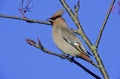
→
(52, 28, 80, 56)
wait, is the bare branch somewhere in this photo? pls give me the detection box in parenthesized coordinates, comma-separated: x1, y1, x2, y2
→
(74, 0, 80, 17)
(95, 0, 115, 48)
(0, 0, 115, 78)
(59, 0, 111, 79)
(26, 38, 100, 79)
(59, 0, 93, 51)
(59, 0, 82, 29)
(59, 0, 93, 47)
(18, 0, 33, 17)
(0, 14, 51, 25)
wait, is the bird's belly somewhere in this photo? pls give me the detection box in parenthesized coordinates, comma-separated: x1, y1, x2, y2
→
(53, 36, 80, 57)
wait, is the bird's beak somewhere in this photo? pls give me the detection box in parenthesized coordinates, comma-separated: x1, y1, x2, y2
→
(47, 18, 53, 23)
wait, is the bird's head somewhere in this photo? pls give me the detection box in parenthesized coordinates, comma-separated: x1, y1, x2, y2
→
(48, 9, 64, 24)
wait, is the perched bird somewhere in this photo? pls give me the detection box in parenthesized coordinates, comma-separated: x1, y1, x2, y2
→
(48, 10, 96, 67)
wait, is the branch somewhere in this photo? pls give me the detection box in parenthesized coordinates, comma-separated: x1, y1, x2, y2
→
(0, 14, 51, 25)
(95, 0, 115, 48)
(59, 0, 113, 79)
(59, 0, 93, 48)
(26, 38, 100, 79)
(0, 13, 100, 78)
(0, 0, 115, 78)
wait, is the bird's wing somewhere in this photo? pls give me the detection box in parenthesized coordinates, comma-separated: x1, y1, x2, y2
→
(60, 27, 90, 57)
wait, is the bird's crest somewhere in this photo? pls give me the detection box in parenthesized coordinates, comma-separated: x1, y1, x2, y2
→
(50, 9, 64, 19)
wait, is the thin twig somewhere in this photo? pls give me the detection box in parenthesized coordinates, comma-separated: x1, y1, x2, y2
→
(95, 0, 115, 48)
(74, 0, 80, 18)
(59, 0, 81, 29)
(26, 38, 100, 79)
(0, 14, 51, 25)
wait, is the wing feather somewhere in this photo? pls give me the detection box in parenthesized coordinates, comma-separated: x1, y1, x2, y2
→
(61, 27, 91, 57)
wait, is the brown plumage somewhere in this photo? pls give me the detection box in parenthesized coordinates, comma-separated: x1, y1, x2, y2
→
(48, 10, 97, 67)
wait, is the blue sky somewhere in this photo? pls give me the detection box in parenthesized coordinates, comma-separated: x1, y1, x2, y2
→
(0, 0, 120, 79)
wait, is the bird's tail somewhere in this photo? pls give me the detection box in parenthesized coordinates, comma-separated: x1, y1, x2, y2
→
(79, 53, 98, 68)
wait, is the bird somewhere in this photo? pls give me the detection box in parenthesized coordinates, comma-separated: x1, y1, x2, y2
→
(48, 10, 97, 67)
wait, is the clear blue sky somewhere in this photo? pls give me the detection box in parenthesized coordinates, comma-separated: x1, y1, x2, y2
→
(0, 0, 120, 79)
